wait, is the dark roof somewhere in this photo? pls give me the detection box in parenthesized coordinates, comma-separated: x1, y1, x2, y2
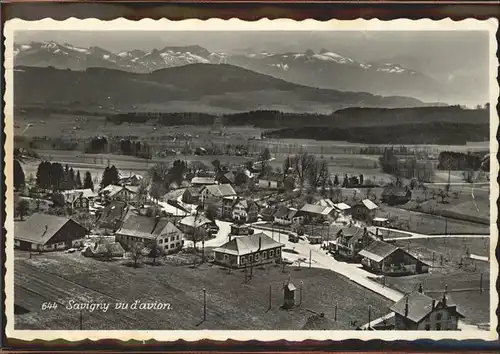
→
(14, 213, 85, 245)
(340, 226, 367, 245)
(116, 215, 181, 240)
(222, 172, 236, 184)
(358, 240, 398, 262)
(98, 201, 129, 224)
(390, 291, 465, 324)
(214, 232, 284, 256)
(185, 187, 201, 197)
(274, 205, 291, 218)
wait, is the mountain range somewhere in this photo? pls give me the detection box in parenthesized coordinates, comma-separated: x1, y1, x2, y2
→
(14, 64, 429, 114)
(13, 41, 476, 105)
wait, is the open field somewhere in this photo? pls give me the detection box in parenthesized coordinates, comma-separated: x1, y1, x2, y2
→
(14, 251, 393, 330)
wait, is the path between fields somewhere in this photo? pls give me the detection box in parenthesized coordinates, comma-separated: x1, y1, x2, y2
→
(369, 226, 490, 241)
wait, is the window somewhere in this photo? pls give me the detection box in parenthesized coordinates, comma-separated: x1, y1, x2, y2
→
(425, 325, 430, 331)
(270, 250, 274, 257)
(241, 256, 246, 264)
(170, 244, 175, 249)
(276, 248, 281, 255)
(256, 253, 261, 261)
(248, 255, 253, 262)
(224, 254, 229, 262)
(436, 323, 441, 331)
(263, 251, 267, 259)
(159, 239, 163, 244)
(436, 313, 442, 321)
(177, 235, 180, 240)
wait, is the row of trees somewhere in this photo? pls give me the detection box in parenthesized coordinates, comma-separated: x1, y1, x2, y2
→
(85, 136, 153, 159)
(35, 161, 94, 192)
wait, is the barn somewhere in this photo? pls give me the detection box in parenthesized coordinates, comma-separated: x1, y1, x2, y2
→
(14, 213, 87, 252)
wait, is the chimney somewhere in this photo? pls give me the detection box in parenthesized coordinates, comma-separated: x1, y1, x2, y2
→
(375, 228, 379, 237)
(404, 296, 409, 317)
(432, 299, 436, 309)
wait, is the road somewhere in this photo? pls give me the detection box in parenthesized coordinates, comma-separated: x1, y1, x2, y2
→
(200, 221, 484, 331)
(368, 226, 490, 241)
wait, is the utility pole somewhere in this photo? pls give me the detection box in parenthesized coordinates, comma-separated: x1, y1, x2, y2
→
(309, 250, 312, 268)
(203, 288, 207, 321)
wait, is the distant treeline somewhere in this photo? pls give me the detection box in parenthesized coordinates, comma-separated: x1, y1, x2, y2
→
(85, 136, 153, 159)
(104, 106, 489, 129)
(265, 122, 489, 145)
(437, 151, 487, 170)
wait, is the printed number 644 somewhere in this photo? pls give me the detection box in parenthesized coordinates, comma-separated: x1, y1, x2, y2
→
(41, 302, 58, 310)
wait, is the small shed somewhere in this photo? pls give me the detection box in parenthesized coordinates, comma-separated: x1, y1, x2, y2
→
(283, 282, 296, 309)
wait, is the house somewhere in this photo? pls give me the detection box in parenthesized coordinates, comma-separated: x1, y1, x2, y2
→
(118, 174, 143, 186)
(115, 215, 184, 253)
(273, 206, 302, 226)
(82, 242, 125, 258)
(359, 240, 430, 276)
(200, 184, 237, 204)
(14, 213, 87, 251)
(179, 214, 214, 235)
(316, 198, 336, 208)
(333, 226, 377, 261)
(381, 185, 412, 205)
(299, 204, 336, 223)
(99, 184, 136, 202)
(191, 176, 217, 186)
(97, 201, 133, 232)
(260, 207, 276, 222)
(182, 187, 201, 204)
(62, 188, 98, 211)
(333, 202, 351, 215)
(229, 198, 259, 223)
(390, 290, 465, 330)
(160, 200, 190, 218)
(257, 179, 281, 190)
(213, 232, 284, 268)
(217, 171, 236, 185)
(351, 199, 379, 222)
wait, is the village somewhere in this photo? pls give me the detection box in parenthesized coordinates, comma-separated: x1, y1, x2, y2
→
(12, 140, 491, 331)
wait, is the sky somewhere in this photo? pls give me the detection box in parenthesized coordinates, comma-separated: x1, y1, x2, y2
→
(15, 30, 490, 84)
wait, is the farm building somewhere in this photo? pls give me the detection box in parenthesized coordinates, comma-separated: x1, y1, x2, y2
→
(351, 199, 379, 222)
(333, 202, 351, 215)
(260, 207, 276, 222)
(273, 206, 302, 226)
(82, 241, 125, 258)
(299, 204, 336, 223)
(115, 215, 184, 253)
(333, 226, 377, 261)
(390, 290, 464, 330)
(14, 213, 87, 252)
(181, 187, 201, 204)
(97, 201, 134, 232)
(359, 240, 430, 276)
(213, 232, 284, 268)
(199, 184, 237, 204)
(381, 186, 412, 205)
(191, 176, 217, 186)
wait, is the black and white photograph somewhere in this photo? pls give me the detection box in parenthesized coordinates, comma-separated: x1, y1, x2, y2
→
(4, 18, 498, 340)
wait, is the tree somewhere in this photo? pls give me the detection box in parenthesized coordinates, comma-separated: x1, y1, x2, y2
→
(50, 162, 65, 191)
(146, 240, 164, 265)
(149, 182, 165, 204)
(36, 161, 52, 190)
(83, 171, 94, 191)
(212, 159, 221, 173)
(100, 165, 120, 189)
(16, 199, 30, 221)
(67, 167, 76, 190)
(260, 147, 271, 162)
(75, 170, 82, 189)
(283, 176, 295, 192)
(190, 161, 208, 174)
(342, 174, 349, 188)
(333, 174, 339, 186)
(135, 180, 149, 208)
(14, 159, 25, 191)
(290, 151, 315, 187)
(130, 242, 145, 268)
(359, 174, 364, 186)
